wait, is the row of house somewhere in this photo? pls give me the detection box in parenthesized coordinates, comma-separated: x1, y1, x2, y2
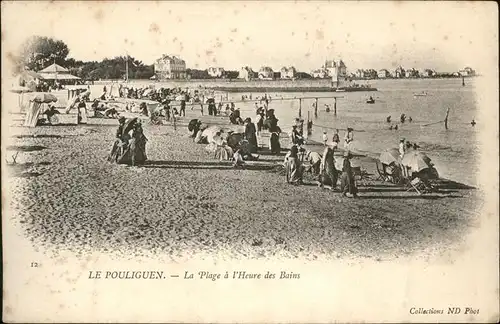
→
(357, 66, 475, 79)
(153, 54, 475, 80)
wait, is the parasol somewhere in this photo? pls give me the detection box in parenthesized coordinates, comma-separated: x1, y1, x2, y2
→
(379, 148, 401, 165)
(30, 92, 58, 103)
(401, 151, 433, 172)
(122, 117, 138, 136)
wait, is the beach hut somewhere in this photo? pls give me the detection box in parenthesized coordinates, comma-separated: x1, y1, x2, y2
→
(24, 93, 58, 127)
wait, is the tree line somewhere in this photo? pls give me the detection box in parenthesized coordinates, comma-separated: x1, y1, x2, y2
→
(12, 36, 154, 80)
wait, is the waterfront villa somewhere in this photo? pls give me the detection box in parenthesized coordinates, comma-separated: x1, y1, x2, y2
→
(312, 69, 328, 79)
(280, 66, 297, 79)
(154, 55, 186, 80)
(394, 66, 405, 78)
(420, 69, 436, 78)
(378, 69, 391, 78)
(405, 68, 419, 78)
(208, 67, 225, 78)
(258, 66, 274, 80)
(325, 59, 347, 79)
(459, 67, 475, 77)
(238, 66, 255, 81)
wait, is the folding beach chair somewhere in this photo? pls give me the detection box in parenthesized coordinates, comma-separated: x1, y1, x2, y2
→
(375, 161, 388, 182)
(406, 177, 432, 195)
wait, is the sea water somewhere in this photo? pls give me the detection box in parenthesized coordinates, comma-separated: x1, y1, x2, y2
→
(226, 78, 480, 187)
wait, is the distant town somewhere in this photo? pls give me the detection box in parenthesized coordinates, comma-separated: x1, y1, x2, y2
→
(154, 54, 477, 82)
(11, 36, 477, 85)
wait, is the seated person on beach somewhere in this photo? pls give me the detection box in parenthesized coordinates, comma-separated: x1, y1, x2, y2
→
(139, 102, 149, 116)
(238, 140, 259, 161)
(233, 149, 245, 168)
(207, 131, 234, 161)
(284, 145, 303, 185)
(108, 116, 128, 162)
(229, 109, 244, 125)
(386, 116, 391, 123)
(44, 105, 60, 123)
(104, 107, 119, 119)
(305, 150, 322, 176)
(290, 125, 304, 146)
(91, 99, 101, 110)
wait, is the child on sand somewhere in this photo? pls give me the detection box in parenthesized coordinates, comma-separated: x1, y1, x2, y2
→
(233, 149, 245, 168)
(322, 131, 328, 146)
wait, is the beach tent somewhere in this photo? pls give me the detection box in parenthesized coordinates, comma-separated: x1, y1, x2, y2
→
(24, 93, 58, 127)
(108, 83, 121, 98)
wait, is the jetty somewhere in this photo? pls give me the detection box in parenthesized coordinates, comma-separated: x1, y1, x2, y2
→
(207, 85, 377, 93)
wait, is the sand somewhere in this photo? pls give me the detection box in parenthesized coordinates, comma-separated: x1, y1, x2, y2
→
(4, 109, 481, 262)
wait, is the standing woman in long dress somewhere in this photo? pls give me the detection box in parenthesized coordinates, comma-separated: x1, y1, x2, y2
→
(244, 117, 258, 153)
(319, 146, 338, 190)
(344, 127, 354, 151)
(130, 121, 148, 166)
(285, 145, 303, 185)
(340, 151, 358, 197)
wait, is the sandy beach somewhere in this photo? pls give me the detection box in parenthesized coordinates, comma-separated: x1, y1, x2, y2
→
(3, 106, 482, 263)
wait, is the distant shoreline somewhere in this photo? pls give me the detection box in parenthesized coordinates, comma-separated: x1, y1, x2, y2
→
(91, 76, 478, 85)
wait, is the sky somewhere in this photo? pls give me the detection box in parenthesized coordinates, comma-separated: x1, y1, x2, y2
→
(1, 1, 498, 73)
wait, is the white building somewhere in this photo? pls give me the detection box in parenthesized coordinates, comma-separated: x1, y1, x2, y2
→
(154, 55, 186, 79)
(325, 59, 347, 79)
(280, 66, 296, 79)
(459, 67, 475, 76)
(378, 69, 391, 78)
(208, 67, 225, 78)
(311, 69, 327, 79)
(238, 66, 255, 81)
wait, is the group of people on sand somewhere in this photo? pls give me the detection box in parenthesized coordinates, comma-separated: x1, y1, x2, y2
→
(108, 116, 148, 166)
(284, 142, 358, 198)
